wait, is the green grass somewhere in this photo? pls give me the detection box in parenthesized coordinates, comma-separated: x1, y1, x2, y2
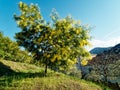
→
(0, 59, 111, 90)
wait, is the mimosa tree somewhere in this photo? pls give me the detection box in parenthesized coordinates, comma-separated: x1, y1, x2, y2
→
(14, 2, 91, 75)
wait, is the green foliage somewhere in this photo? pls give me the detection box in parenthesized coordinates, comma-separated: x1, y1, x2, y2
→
(14, 2, 91, 74)
(0, 32, 32, 62)
(68, 67, 82, 78)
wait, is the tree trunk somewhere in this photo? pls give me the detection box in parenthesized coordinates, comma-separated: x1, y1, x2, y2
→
(44, 64, 48, 76)
(104, 75, 107, 82)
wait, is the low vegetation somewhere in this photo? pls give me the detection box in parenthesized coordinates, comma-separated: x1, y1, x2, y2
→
(0, 59, 110, 90)
(0, 32, 33, 63)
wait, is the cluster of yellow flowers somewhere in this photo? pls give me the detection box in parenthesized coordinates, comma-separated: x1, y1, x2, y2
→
(51, 54, 61, 62)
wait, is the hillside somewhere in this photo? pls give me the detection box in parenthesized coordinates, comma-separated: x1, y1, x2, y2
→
(90, 43, 120, 64)
(0, 59, 110, 90)
(88, 43, 120, 89)
(90, 47, 111, 55)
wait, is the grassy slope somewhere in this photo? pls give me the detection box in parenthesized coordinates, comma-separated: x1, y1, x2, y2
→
(0, 59, 110, 90)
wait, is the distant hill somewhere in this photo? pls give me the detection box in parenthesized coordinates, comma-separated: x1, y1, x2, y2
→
(90, 47, 111, 55)
(110, 43, 120, 54)
(89, 43, 120, 65)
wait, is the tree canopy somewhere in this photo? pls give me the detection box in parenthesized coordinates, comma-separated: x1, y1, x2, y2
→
(0, 31, 32, 62)
(14, 2, 91, 75)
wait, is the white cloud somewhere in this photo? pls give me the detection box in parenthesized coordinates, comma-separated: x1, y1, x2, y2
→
(89, 36, 120, 50)
(88, 25, 120, 51)
(102, 25, 120, 39)
(103, 29, 120, 39)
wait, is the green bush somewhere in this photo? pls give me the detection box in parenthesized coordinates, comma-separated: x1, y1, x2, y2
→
(0, 31, 33, 62)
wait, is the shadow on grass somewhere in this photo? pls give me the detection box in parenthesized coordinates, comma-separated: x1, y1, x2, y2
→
(0, 61, 46, 87)
(0, 61, 15, 76)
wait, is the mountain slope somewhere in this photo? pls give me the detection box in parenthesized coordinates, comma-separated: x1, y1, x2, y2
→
(88, 43, 120, 89)
(0, 59, 107, 90)
(89, 43, 120, 70)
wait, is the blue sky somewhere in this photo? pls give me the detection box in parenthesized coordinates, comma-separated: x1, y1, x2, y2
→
(0, 0, 120, 49)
